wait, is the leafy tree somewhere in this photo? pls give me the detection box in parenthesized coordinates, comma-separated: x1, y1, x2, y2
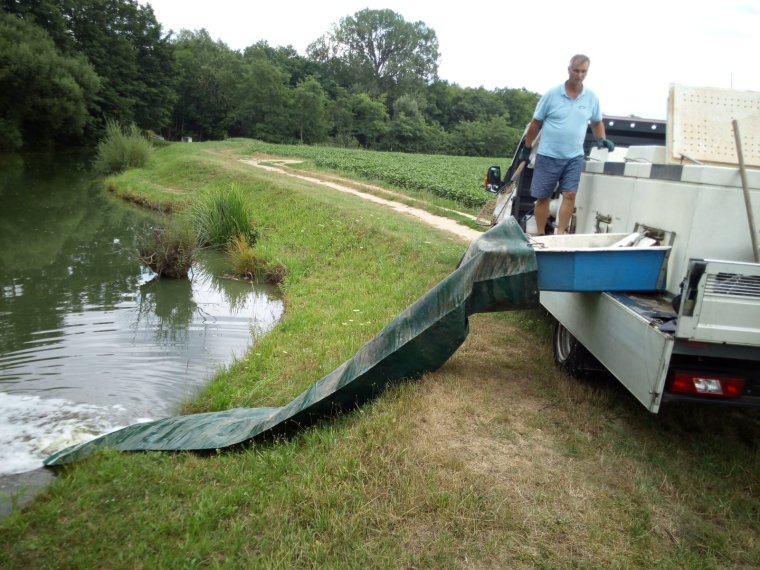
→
(61, 0, 176, 135)
(423, 80, 458, 130)
(291, 77, 328, 143)
(4, 0, 176, 141)
(418, 120, 451, 155)
(450, 115, 521, 157)
(228, 56, 292, 142)
(129, 5, 177, 130)
(307, 9, 439, 95)
(170, 29, 240, 140)
(450, 120, 488, 157)
(482, 115, 522, 157)
(2, 0, 73, 51)
(496, 87, 540, 130)
(386, 94, 428, 152)
(450, 87, 507, 124)
(326, 87, 355, 146)
(0, 12, 100, 149)
(2, 2, 540, 155)
(244, 41, 322, 87)
(349, 92, 388, 148)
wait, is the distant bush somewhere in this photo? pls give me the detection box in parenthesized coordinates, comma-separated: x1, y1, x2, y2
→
(0, 118, 23, 152)
(145, 130, 171, 148)
(190, 183, 259, 248)
(137, 220, 197, 279)
(94, 120, 153, 174)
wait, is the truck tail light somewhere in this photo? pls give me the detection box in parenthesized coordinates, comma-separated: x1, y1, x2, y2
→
(669, 371, 745, 399)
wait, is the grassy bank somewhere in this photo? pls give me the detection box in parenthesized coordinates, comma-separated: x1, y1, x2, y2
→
(2, 141, 760, 568)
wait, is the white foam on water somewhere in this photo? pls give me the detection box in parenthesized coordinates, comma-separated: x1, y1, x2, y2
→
(0, 392, 153, 475)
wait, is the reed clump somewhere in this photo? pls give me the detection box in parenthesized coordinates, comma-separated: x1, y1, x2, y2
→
(93, 120, 154, 174)
(190, 183, 259, 248)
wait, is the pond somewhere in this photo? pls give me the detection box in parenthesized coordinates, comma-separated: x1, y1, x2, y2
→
(0, 152, 284, 512)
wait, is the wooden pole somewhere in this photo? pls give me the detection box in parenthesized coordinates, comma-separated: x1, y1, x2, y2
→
(732, 119, 760, 263)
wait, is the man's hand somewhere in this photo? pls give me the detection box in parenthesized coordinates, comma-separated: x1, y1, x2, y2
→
(596, 138, 615, 152)
(518, 146, 532, 162)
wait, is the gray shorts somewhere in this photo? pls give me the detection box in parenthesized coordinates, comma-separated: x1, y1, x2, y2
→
(530, 154, 584, 199)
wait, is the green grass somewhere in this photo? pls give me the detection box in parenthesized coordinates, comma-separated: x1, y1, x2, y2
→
(2, 139, 760, 568)
(106, 142, 234, 212)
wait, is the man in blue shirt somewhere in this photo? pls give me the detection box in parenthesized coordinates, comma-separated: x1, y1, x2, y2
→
(518, 54, 614, 235)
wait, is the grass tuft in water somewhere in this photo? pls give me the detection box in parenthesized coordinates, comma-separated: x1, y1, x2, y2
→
(136, 219, 197, 279)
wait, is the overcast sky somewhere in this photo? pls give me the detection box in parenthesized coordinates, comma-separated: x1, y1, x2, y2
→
(140, 0, 760, 120)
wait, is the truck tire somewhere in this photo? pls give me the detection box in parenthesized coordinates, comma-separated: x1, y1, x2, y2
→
(553, 322, 588, 376)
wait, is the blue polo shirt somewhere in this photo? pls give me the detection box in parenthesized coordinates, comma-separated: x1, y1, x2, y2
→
(534, 84, 602, 159)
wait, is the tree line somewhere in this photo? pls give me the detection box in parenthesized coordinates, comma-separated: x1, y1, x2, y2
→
(1, 0, 539, 157)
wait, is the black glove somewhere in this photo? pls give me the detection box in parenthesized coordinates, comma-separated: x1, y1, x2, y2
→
(518, 146, 532, 162)
(596, 138, 615, 152)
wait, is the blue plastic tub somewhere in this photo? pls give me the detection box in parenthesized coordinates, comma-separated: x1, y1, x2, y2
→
(531, 233, 670, 292)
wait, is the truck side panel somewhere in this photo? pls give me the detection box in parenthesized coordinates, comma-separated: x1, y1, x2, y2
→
(541, 291, 673, 412)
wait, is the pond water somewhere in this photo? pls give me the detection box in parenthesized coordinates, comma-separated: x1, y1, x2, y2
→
(0, 152, 284, 494)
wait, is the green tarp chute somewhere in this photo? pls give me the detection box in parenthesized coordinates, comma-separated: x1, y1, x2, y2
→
(45, 218, 539, 466)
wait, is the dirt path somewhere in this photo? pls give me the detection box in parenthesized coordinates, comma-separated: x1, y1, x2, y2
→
(241, 158, 483, 243)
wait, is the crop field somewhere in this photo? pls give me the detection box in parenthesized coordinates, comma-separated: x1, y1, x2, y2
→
(244, 140, 511, 209)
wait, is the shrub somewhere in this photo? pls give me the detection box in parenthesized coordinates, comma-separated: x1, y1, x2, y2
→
(93, 120, 153, 174)
(190, 183, 259, 248)
(136, 220, 197, 279)
(0, 118, 23, 151)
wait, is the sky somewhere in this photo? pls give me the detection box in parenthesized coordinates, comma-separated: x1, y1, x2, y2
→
(140, 0, 760, 120)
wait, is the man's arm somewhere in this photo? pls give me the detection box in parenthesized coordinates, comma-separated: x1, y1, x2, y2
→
(591, 120, 615, 151)
(590, 120, 606, 140)
(525, 118, 543, 148)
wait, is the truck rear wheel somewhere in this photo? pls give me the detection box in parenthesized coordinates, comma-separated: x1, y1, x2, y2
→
(553, 322, 588, 376)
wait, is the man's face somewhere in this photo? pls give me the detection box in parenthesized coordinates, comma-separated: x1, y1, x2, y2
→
(567, 61, 589, 86)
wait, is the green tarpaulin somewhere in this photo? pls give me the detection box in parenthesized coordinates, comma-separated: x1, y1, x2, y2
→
(45, 218, 539, 466)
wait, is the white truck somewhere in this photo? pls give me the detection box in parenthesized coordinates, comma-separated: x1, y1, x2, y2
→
(495, 85, 760, 412)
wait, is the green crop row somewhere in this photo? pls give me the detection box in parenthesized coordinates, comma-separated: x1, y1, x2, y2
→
(244, 141, 507, 209)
